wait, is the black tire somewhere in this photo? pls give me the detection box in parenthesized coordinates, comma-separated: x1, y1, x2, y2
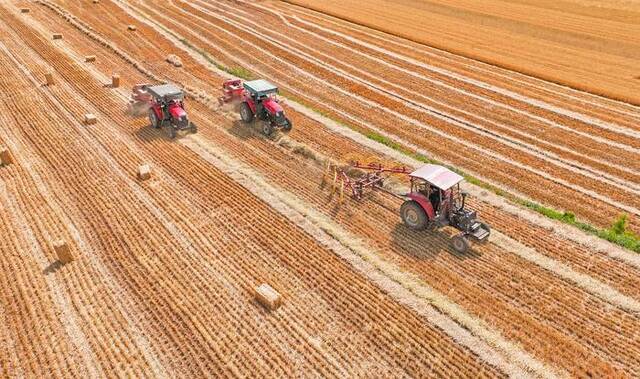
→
(282, 117, 292, 132)
(451, 234, 470, 253)
(168, 126, 177, 139)
(400, 200, 428, 230)
(148, 109, 160, 129)
(262, 122, 274, 136)
(240, 102, 254, 123)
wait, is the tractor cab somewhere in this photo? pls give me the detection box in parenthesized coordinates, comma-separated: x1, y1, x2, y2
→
(413, 181, 442, 214)
(242, 79, 275, 101)
(407, 165, 464, 221)
(403, 164, 490, 253)
(140, 83, 197, 138)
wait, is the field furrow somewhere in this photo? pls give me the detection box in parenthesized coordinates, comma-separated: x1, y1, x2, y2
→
(0, 3, 512, 376)
(18, 4, 640, 375)
(3, 0, 639, 376)
(113, 0, 640, 231)
(273, 2, 640, 125)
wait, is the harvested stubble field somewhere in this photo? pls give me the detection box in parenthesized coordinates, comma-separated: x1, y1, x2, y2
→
(284, 0, 640, 105)
(1, 0, 640, 377)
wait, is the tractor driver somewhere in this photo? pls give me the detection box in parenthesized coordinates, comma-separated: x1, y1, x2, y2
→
(254, 93, 266, 117)
(416, 181, 441, 212)
(429, 185, 441, 213)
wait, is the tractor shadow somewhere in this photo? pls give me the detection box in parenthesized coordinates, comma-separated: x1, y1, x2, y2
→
(227, 120, 261, 140)
(43, 260, 64, 275)
(134, 124, 168, 142)
(390, 223, 481, 261)
(134, 124, 188, 143)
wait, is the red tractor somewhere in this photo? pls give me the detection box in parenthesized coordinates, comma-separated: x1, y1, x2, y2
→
(130, 83, 196, 138)
(332, 162, 491, 253)
(219, 79, 292, 135)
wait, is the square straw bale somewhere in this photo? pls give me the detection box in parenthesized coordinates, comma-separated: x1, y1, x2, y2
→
(137, 164, 151, 180)
(0, 148, 12, 166)
(255, 284, 282, 311)
(53, 240, 74, 264)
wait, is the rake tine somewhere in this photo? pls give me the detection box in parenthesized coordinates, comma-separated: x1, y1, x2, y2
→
(321, 161, 330, 185)
(331, 169, 338, 194)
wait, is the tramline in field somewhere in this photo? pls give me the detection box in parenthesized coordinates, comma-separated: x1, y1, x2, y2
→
(332, 161, 491, 253)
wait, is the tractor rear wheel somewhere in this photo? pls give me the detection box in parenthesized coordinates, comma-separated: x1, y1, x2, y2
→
(400, 200, 427, 230)
(451, 234, 470, 253)
(149, 109, 160, 129)
(240, 102, 254, 123)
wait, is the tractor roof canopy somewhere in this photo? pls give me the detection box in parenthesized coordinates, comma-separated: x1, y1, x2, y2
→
(146, 84, 184, 101)
(244, 79, 278, 97)
(409, 164, 463, 190)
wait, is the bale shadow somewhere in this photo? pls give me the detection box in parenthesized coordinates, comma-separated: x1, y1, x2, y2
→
(43, 260, 64, 275)
(390, 223, 481, 260)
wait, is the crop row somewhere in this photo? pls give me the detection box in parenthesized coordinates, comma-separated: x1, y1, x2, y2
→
(28, 2, 640, 375)
(0, 6, 499, 377)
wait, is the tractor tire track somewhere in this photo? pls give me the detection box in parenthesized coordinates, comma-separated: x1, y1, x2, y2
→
(2, 5, 508, 377)
(134, 0, 635, 226)
(197, 0, 640, 188)
(274, 2, 640, 125)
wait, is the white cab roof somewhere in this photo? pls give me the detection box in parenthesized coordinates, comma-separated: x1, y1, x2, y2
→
(409, 164, 463, 190)
(244, 79, 278, 95)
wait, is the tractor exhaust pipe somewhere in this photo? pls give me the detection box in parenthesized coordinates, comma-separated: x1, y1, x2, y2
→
(461, 191, 468, 209)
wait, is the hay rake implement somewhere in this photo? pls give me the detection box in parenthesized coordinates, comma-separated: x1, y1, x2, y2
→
(323, 161, 409, 202)
(323, 160, 491, 253)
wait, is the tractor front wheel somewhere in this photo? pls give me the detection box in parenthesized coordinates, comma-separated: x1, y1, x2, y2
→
(262, 122, 274, 136)
(240, 102, 254, 123)
(168, 126, 177, 139)
(400, 200, 427, 230)
(282, 117, 292, 132)
(149, 109, 160, 129)
(451, 234, 470, 253)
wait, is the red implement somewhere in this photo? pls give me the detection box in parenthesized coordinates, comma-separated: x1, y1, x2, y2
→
(338, 162, 409, 200)
(218, 79, 245, 105)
